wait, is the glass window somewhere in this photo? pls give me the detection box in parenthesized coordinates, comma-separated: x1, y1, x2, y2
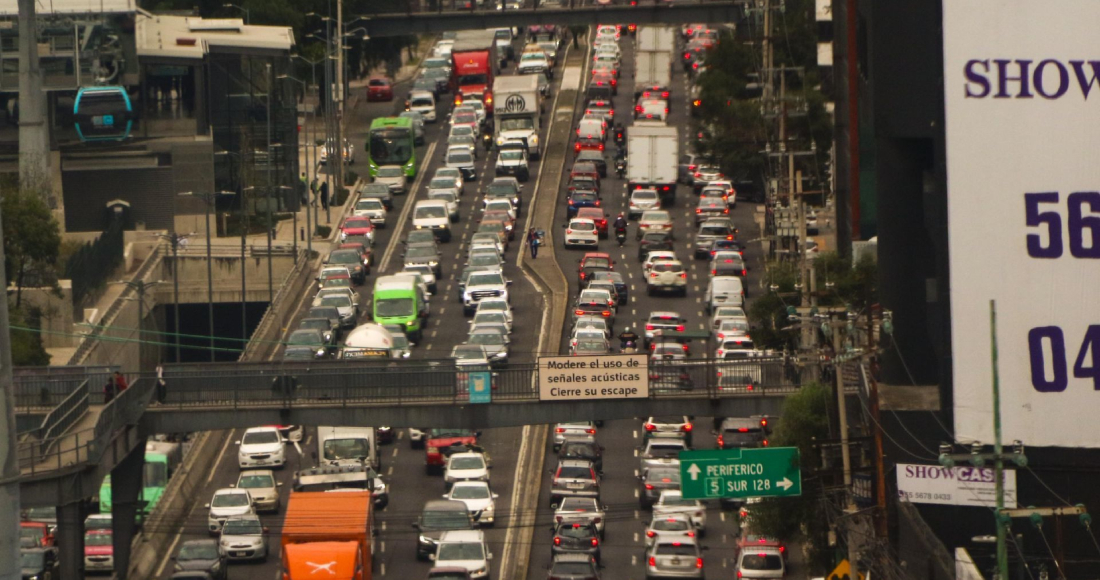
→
(242, 431, 279, 445)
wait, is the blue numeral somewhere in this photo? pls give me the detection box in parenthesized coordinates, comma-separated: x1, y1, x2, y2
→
(1067, 192, 1100, 258)
(1028, 326, 1067, 392)
(1025, 192, 1063, 258)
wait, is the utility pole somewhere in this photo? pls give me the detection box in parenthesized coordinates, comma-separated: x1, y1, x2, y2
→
(265, 63, 275, 304)
(990, 300, 1010, 580)
(0, 184, 22, 580)
(762, 0, 772, 103)
(17, 0, 49, 192)
(334, 0, 346, 201)
(832, 318, 859, 580)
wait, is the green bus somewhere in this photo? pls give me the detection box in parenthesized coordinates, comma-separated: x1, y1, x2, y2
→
(98, 451, 170, 516)
(367, 117, 418, 178)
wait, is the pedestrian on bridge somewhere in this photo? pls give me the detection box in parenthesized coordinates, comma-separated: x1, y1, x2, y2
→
(113, 371, 129, 394)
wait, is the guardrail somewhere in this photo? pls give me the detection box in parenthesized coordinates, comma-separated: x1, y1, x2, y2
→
(37, 381, 90, 453)
(239, 248, 311, 362)
(154, 357, 805, 409)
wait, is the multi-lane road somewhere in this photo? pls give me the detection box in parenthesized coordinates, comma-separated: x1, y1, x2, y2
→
(146, 22, 795, 580)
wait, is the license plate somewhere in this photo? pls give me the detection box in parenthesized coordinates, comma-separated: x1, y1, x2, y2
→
(671, 558, 682, 565)
(567, 483, 585, 489)
(231, 551, 244, 557)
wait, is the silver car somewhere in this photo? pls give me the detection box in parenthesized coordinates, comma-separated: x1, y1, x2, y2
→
(374, 165, 407, 194)
(445, 147, 477, 181)
(646, 536, 705, 579)
(629, 188, 661, 220)
(235, 470, 281, 513)
(218, 515, 267, 561)
(552, 422, 596, 450)
(466, 325, 510, 363)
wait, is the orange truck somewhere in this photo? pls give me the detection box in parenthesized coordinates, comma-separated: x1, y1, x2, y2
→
(281, 491, 374, 580)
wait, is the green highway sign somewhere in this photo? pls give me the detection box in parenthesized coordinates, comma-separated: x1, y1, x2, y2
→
(679, 447, 802, 500)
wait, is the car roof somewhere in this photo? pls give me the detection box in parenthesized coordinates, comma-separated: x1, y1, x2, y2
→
(439, 529, 485, 543)
(558, 458, 595, 468)
(243, 426, 279, 434)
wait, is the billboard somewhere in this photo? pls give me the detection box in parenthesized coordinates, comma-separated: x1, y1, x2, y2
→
(944, 0, 1100, 446)
(896, 464, 1017, 508)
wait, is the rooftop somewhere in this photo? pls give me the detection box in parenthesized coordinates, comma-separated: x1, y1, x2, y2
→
(136, 13, 294, 60)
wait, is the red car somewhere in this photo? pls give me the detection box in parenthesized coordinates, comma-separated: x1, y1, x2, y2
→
(590, 71, 617, 96)
(340, 217, 375, 245)
(366, 77, 394, 102)
(20, 522, 54, 548)
(576, 207, 608, 239)
(578, 252, 613, 282)
(425, 428, 479, 474)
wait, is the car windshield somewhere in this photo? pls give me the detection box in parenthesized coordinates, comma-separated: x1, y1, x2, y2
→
(647, 468, 681, 483)
(454, 112, 477, 124)
(238, 474, 274, 488)
(344, 219, 371, 230)
(321, 295, 351, 308)
(468, 273, 504, 286)
(451, 485, 490, 499)
(415, 206, 448, 219)
(212, 492, 250, 508)
(410, 95, 434, 107)
(558, 523, 594, 538)
(85, 533, 112, 546)
(661, 496, 696, 507)
(469, 332, 504, 346)
(448, 152, 473, 164)
(222, 519, 262, 535)
(657, 544, 698, 556)
(648, 444, 684, 458)
(431, 177, 458, 189)
(642, 233, 669, 243)
(323, 438, 370, 460)
(559, 498, 595, 511)
(422, 510, 471, 528)
(633, 191, 659, 201)
(429, 192, 456, 203)
(570, 221, 595, 231)
(453, 347, 485, 360)
(407, 246, 437, 259)
(356, 200, 383, 210)
(558, 465, 593, 478)
(741, 554, 784, 570)
(500, 117, 535, 131)
(451, 456, 486, 469)
(576, 341, 606, 352)
(20, 551, 44, 568)
(438, 542, 484, 561)
(376, 298, 414, 317)
(179, 542, 219, 560)
(521, 53, 545, 62)
(242, 431, 279, 445)
(653, 263, 682, 273)
(500, 149, 524, 161)
(701, 225, 731, 235)
(583, 257, 610, 269)
(561, 442, 597, 457)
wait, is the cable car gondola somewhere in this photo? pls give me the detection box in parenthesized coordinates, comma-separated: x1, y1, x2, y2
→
(74, 86, 133, 142)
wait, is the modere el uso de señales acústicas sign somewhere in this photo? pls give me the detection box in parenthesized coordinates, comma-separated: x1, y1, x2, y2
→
(537, 354, 648, 400)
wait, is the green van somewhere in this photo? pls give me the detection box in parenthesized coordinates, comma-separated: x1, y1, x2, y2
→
(372, 275, 427, 341)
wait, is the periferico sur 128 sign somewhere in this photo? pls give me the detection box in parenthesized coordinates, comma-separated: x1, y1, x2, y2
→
(537, 354, 649, 401)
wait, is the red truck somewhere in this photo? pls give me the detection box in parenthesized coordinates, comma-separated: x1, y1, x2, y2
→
(450, 30, 499, 110)
(425, 428, 480, 475)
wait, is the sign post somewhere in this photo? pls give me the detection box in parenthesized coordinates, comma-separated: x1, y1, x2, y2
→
(679, 447, 802, 500)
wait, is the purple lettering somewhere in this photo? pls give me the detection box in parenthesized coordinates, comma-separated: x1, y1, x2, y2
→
(1034, 59, 1069, 99)
(964, 59, 991, 98)
(1070, 60, 1100, 99)
(995, 59, 1033, 98)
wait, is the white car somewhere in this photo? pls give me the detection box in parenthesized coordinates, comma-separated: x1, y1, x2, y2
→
(236, 426, 286, 469)
(642, 251, 678, 275)
(319, 138, 354, 165)
(374, 165, 407, 194)
(312, 287, 359, 309)
(470, 310, 513, 334)
(444, 451, 491, 486)
(636, 98, 669, 121)
(218, 515, 268, 561)
(653, 490, 707, 534)
(317, 265, 352, 290)
(737, 546, 786, 579)
(628, 188, 661, 219)
(444, 481, 500, 527)
(564, 218, 599, 248)
(432, 530, 492, 579)
(645, 513, 697, 547)
(407, 90, 438, 122)
(353, 198, 388, 226)
(433, 167, 466, 193)
(206, 488, 254, 533)
(432, 39, 455, 58)
(428, 190, 461, 222)
(715, 317, 751, 341)
(483, 199, 517, 220)
(235, 470, 281, 513)
(553, 497, 606, 535)
(570, 327, 607, 348)
(552, 422, 596, 450)
(475, 299, 513, 325)
(712, 306, 749, 328)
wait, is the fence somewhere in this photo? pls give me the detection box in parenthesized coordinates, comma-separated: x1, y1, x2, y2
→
(64, 219, 124, 318)
(13, 365, 116, 408)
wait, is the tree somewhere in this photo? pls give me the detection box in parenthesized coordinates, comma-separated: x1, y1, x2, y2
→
(1, 185, 61, 307)
(10, 306, 50, 366)
(745, 383, 834, 572)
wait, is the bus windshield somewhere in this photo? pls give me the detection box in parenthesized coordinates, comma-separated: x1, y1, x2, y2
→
(369, 128, 413, 165)
(143, 461, 168, 488)
(376, 298, 414, 317)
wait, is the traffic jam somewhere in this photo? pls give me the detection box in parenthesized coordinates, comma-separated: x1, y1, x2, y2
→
(106, 17, 792, 580)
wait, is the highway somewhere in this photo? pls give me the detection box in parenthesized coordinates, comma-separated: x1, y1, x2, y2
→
(146, 21, 798, 580)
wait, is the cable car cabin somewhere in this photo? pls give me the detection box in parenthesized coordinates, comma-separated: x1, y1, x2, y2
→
(74, 87, 134, 142)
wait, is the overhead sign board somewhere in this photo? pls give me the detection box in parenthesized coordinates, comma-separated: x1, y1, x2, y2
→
(679, 447, 802, 500)
(537, 354, 648, 401)
(896, 464, 1017, 508)
(944, 0, 1100, 447)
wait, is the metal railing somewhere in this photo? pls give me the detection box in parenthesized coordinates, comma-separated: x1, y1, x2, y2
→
(37, 380, 90, 452)
(239, 248, 311, 362)
(13, 365, 116, 408)
(154, 357, 806, 409)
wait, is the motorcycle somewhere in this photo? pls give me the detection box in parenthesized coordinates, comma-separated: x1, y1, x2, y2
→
(615, 158, 627, 179)
(615, 228, 627, 246)
(621, 340, 637, 354)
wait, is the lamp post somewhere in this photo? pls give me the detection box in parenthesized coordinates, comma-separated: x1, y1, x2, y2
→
(222, 2, 250, 23)
(277, 73, 313, 257)
(214, 150, 249, 342)
(178, 191, 235, 362)
(112, 279, 160, 373)
(154, 232, 188, 362)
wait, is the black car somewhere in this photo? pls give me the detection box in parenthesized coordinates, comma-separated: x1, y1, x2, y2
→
(557, 438, 604, 473)
(574, 150, 608, 178)
(326, 249, 367, 284)
(551, 521, 602, 563)
(708, 238, 745, 258)
(637, 231, 675, 262)
(21, 548, 58, 580)
(297, 317, 340, 349)
(307, 306, 342, 337)
(638, 464, 681, 509)
(173, 539, 227, 580)
(588, 271, 627, 305)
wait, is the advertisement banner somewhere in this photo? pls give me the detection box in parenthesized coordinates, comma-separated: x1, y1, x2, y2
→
(944, 0, 1100, 446)
(896, 464, 1017, 508)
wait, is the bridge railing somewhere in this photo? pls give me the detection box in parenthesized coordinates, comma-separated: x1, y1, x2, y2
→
(152, 357, 802, 408)
(13, 365, 116, 408)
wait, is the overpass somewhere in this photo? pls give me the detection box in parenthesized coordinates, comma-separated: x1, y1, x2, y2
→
(356, 1, 745, 36)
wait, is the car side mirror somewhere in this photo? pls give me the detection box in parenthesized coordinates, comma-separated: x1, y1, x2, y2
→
(229, 483, 236, 488)
(204, 503, 211, 508)
(234, 441, 241, 445)
(276, 482, 284, 487)
(411, 522, 421, 530)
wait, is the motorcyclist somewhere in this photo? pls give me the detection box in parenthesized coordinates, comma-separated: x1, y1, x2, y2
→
(613, 213, 628, 235)
(618, 327, 639, 351)
(614, 123, 626, 147)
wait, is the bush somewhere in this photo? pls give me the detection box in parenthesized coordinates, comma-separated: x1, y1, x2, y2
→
(315, 225, 332, 238)
(333, 187, 350, 206)
(345, 170, 359, 185)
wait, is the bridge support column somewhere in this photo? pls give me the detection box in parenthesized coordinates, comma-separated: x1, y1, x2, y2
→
(56, 500, 89, 579)
(110, 444, 144, 580)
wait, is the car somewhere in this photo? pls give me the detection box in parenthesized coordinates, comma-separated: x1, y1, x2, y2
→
(550, 459, 601, 507)
(634, 98, 668, 121)
(206, 488, 254, 534)
(639, 436, 688, 471)
(462, 270, 510, 315)
(432, 530, 492, 579)
(354, 197, 388, 226)
(84, 529, 114, 572)
(553, 497, 606, 536)
(218, 515, 267, 562)
(444, 480, 499, 527)
(19, 521, 53, 548)
(575, 148, 608, 177)
(496, 143, 530, 181)
(450, 110, 481, 135)
(705, 276, 746, 312)
(414, 499, 477, 559)
(585, 281, 620, 308)
(325, 248, 367, 285)
(711, 305, 748, 328)
(717, 417, 769, 449)
(644, 311, 685, 345)
(637, 82, 671, 101)
(638, 231, 675, 262)
(284, 329, 330, 360)
(652, 490, 707, 535)
(483, 210, 516, 240)
(567, 190, 601, 217)
(691, 165, 725, 193)
(644, 416, 694, 443)
(422, 67, 452, 94)
(711, 251, 747, 278)
(577, 252, 613, 282)
(360, 182, 394, 210)
(639, 465, 684, 511)
(629, 189, 661, 219)
(235, 470, 281, 513)
(644, 514, 696, 547)
(637, 210, 674, 239)
(564, 218, 599, 248)
(446, 147, 477, 181)
(404, 263, 438, 295)
(574, 207, 608, 239)
(715, 318, 751, 342)
(314, 292, 358, 328)
(646, 259, 687, 296)
(571, 338, 611, 356)
(306, 306, 341, 338)
(448, 133, 480, 157)
(551, 521, 602, 563)
(475, 298, 513, 325)
(557, 438, 604, 473)
(22, 547, 60, 580)
(645, 536, 705, 579)
(517, 50, 551, 76)
(571, 298, 614, 328)
(552, 422, 596, 450)
(571, 316, 611, 341)
(236, 427, 285, 469)
(320, 138, 354, 165)
(414, 74, 441, 96)
(737, 534, 789, 561)
(366, 76, 394, 101)
(399, 110, 427, 145)
(467, 326, 510, 363)
(736, 546, 786, 579)
(547, 553, 601, 580)
(444, 451, 491, 487)
(695, 196, 729, 224)
(484, 177, 522, 209)
(462, 99, 488, 126)
(693, 219, 736, 258)
(174, 539, 227, 580)
(339, 216, 376, 246)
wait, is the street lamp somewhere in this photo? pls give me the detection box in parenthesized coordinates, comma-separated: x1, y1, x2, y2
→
(222, 2, 250, 24)
(178, 191, 236, 362)
(277, 73, 314, 257)
(153, 231, 190, 363)
(214, 150, 249, 342)
(112, 279, 160, 373)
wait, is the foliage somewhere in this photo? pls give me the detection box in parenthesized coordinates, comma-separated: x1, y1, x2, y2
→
(315, 225, 332, 238)
(747, 261, 798, 351)
(10, 306, 51, 366)
(1, 185, 62, 307)
(63, 220, 124, 314)
(744, 383, 832, 570)
(811, 252, 878, 312)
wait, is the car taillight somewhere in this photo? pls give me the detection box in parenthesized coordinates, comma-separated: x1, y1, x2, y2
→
(665, 108, 669, 113)
(598, 143, 604, 150)
(649, 557, 657, 567)
(696, 558, 704, 569)
(779, 545, 785, 552)
(682, 344, 689, 351)
(574, 142, 581, 151)
(737, 571, 743, 579)
(586, 428, 596, 434)
(711, 269, 717, 275)
(646, 530, 655, 537)
(762, 438, 768, 445)
(742, 269, 747, 276)
(554, 537, 561, 545)
(717, 435, 724, 446)
(646, 324, 655, 330)
(645, 423, 656, 431)
(555, 427, 565, 433)
(650, 273, 658, 278)
(683, 423, 693, 432)
(591, 538, 599, 546)
(694, 172, 701, 178)
(696, 208, 702, 213)
(568, 199, 574, 205)
(680, 272, 687, 278)
(676, 325, 685, 331)
(635, 105, 643, 112)
(683, 52, 690, 59)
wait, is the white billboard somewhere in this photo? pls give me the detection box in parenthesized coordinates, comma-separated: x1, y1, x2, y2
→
(944, 0, 1100, 447)
(537, 354, 648, 401)
(896, 464, 1017, 508)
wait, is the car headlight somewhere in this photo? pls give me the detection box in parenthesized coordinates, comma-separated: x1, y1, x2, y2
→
(474, 567, 487, 576)
(496, 136, 506, 146)
(429, 260, 438, 266)
(494, 352, 507, 358)
(316, 348, 326, 357)
(529, 134, 539, 146)
(418, 535, 433, 545)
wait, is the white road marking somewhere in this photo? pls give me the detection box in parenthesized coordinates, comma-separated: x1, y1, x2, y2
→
(426, 343, 433, 350)
(386, 465, 393, 475)
(378, 140, 438, 272)
(207, 429, 235, 484)
(720, 511, 726, 522)
(392, 447, 398, 457)
(439, 307, 446, 315)
(382, 520, 387, 531)
(396, 431, 404, 440)
(632, 555, 638, 566)
(381, 563, 387, 576)
(633, 430, 638, 439)
(634, 532, 640, 543)
(634, 488, 639, 498)
(381, 541, 386, 553)
(292, 441, 302, 456)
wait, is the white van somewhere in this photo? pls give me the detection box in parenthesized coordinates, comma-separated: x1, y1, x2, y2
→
(412, 200, 452, 242)
(576, 117, 605, 142)
(705, 276, 745, 312)
(316, 426, 380, 469)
